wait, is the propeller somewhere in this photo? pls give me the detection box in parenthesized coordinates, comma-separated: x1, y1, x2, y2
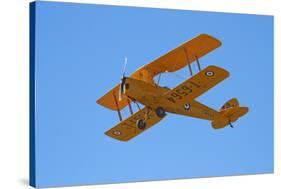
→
(119, 57, 128, 100)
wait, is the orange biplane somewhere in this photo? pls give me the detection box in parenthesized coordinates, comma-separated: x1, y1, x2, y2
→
(97, 34, 249, 141)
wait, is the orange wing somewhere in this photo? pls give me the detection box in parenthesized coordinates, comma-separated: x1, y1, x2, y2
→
(96, 84, 128, 111)
(163, 65, 229, 105)
(105, 106, 164, 141)
(131, 33, 221, 83)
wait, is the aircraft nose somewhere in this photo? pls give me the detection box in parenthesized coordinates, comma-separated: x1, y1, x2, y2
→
(120, 76, 127, 94)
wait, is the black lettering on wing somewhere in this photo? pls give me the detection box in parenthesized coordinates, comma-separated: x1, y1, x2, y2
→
(181, 85, 192, 93)
(167, 97, 175, 103)
(190, 81, 200, 88)
(171, 92, 182, 100)
(176, 89, 188, 96)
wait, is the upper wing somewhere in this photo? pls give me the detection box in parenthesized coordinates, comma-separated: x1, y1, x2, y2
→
(97, 34, 221, 110)
(131, 34, 221, 82)
(105, 106, 164, 141)
(163, 65, 229, 105)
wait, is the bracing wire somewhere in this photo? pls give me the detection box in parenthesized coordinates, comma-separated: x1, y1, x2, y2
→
(169, 72, 186, 80)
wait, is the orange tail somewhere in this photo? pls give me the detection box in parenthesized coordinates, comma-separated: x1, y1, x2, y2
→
(212, 99, 249, 129)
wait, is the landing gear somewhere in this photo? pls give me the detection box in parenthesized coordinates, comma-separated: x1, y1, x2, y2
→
(155, 107, 166, 118)
(136, 119, 146, 130)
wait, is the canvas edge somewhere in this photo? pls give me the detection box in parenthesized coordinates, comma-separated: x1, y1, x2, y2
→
(29, 1, 36, 188)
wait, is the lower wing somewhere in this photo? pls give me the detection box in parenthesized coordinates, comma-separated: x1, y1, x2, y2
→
(105, 106, 164, 141)
(163, 65, 229, 105)
(162, 65, 228, 120)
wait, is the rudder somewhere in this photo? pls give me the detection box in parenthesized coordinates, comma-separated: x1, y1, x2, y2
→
(220, 98, 239, 110)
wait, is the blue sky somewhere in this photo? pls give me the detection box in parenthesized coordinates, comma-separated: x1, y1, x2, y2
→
(33, 1, 273, 187)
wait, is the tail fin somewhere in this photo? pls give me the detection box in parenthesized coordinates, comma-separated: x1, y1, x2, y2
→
(212, 98, 248, 129)
(220, 98, 239, 110)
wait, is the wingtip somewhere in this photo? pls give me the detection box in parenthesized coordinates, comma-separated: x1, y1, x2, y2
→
(206, 65, 230, 77)
(104, 131, 130, 142)
(199, 33, 222, 46)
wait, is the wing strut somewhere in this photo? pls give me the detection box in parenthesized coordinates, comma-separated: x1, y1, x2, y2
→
(135, 101, 141, 111)
(127, 98, 133, 115)
(157, 73, 161, 85)
(195, 55, 201, 71)
(113, 93, 122, 121)
(183, 47, 193, 76)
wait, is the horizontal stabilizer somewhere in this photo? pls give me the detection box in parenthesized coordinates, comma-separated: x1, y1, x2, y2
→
(212, 107, 249, 129)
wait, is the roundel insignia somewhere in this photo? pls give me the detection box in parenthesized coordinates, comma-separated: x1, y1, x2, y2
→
(184, 103, 191, 110)
(112, 130, 122, 136)
(205, 71, 214, 77)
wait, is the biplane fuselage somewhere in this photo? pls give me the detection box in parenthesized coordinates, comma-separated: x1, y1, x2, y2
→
(96, 34, 249, 141)
(122, 74, 214, 117)
(122, 77, 174, 112)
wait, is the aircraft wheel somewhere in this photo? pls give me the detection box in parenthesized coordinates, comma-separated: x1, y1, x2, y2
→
(136, 119, 146, 130)
(155, 107, 166, 118)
